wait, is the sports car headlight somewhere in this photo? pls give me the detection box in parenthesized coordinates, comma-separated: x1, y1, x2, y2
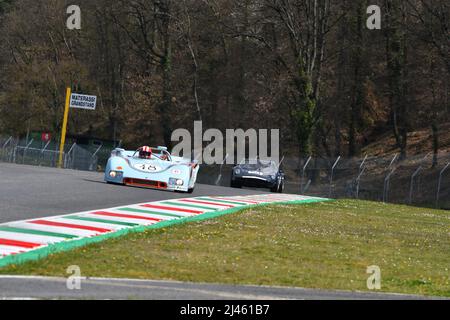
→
(109, 171, 123, 178)
(234, 169, 241, 175)
(169, 178, 184, 186)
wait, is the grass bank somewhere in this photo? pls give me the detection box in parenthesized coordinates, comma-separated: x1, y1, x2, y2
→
(1, 200, 449, 297)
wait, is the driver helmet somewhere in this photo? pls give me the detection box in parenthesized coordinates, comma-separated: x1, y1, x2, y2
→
(139, 146, 152, 159)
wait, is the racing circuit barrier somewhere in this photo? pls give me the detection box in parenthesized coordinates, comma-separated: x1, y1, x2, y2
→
(1, 136, 448, 209)
(0, 136, 16, 163)
(199, 152, 450, 209)
(0, 136, 100, 171)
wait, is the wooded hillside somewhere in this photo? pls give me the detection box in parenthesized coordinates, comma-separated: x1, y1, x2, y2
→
(0, 0, 448, 160)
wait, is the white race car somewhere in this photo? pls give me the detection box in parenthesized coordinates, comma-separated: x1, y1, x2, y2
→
(104, 146, 199, 193)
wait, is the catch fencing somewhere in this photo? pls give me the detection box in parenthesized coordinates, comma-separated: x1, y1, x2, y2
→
(0, 136, 101, 171)
(1, 135, 448, 209)
(197, 152, 450, 209)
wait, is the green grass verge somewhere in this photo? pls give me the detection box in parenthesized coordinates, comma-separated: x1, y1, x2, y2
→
(1, 200, 449, 297)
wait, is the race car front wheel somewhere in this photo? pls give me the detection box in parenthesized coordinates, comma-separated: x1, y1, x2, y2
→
(231, 180, 242, 189)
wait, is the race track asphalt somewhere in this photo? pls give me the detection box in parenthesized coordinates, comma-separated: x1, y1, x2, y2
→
(0, 276, 443, 300)
(0, 162, 266, 224)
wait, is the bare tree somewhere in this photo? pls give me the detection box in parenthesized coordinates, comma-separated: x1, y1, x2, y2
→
(111, 0, 177, 148)
(385, 0, 410, 160)
(406, 0, 450, 165)
(251, 0, 334, 158)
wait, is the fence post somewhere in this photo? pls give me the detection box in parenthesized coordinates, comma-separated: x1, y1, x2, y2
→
(2, 136, 12, 149)
(12, 146, 17, 163)
(436, 162, 450, 208)
(355, 155, 368, 199)
(408, 153, 431, 204)
(64, 143, 77, 169)
(22, 139, 34, 164)
(328, 156, 341, 198)
(0, 136, 12, 162)
(388, 153, 398, 170)
(382, 154, 398, 202)
(383, 167, 396, 203)
(215, 153, 229, 186)
(90, 144, 103, 171)
(359, 155, 368, 174)
(356, 166, 366, 199)
(409, 166, 422, 204)
(39, 140, 52, 166)
(301, 156, 312, 194)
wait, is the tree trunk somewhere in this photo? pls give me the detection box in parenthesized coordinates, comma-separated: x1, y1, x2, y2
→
(159, 54, 173, 150)
(385, 0, 408, 160)
(432, 122, 439, 168)
(348, 0, 365, 158)
(158, 1, 174, 149)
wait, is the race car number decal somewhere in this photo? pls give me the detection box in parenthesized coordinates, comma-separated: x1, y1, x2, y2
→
(133, 163, 161, 172)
